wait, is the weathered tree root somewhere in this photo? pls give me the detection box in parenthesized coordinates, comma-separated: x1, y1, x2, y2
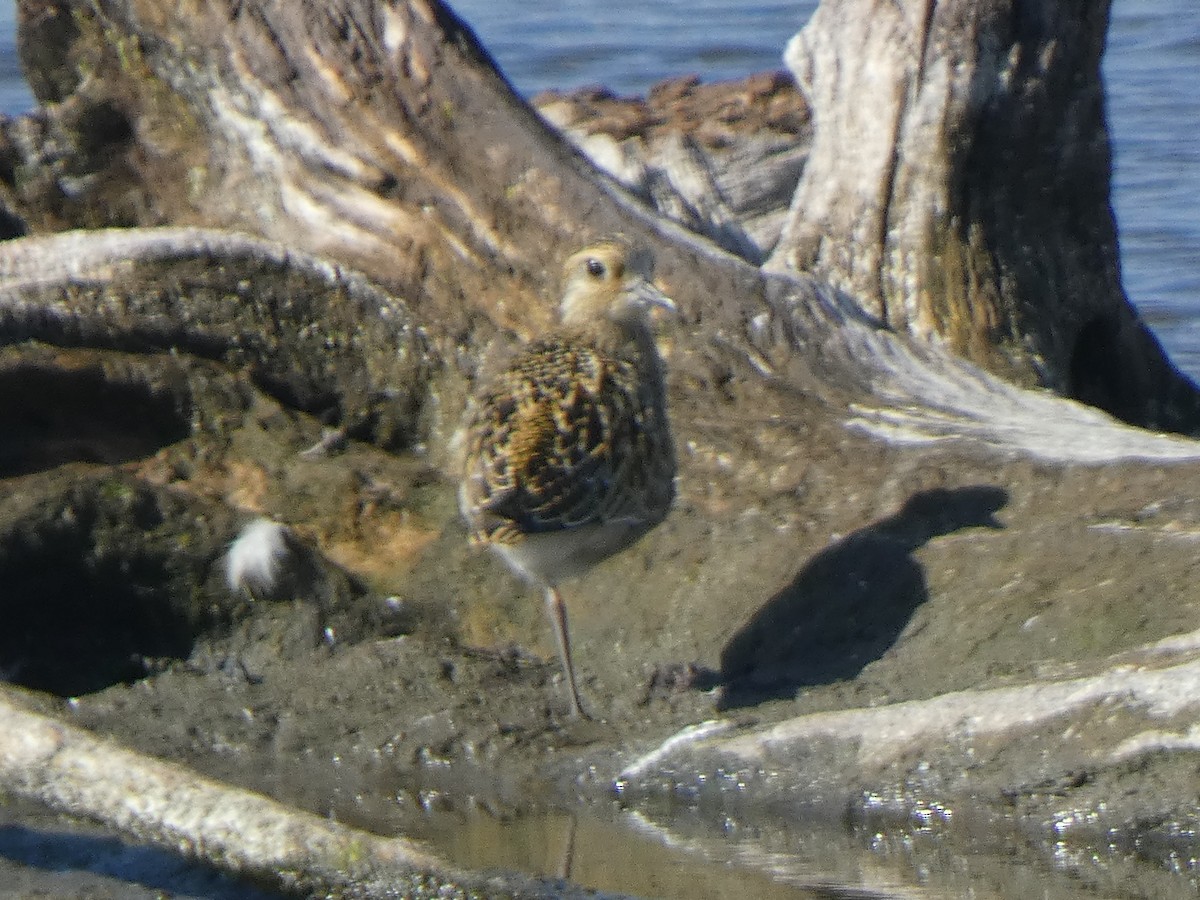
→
(0, 687, 624, 899)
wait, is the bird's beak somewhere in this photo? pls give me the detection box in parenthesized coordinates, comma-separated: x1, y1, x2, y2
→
(631, 278, 679, 319)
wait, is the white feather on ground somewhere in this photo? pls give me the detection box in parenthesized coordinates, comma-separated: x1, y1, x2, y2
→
(224, 518, 294, 598)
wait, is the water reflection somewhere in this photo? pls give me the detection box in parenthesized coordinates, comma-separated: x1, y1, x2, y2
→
(407, 797, 1192, 900)
(423, 806, 916, 899)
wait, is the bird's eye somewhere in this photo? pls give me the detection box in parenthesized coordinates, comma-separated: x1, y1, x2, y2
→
(585, 258, 606, 278)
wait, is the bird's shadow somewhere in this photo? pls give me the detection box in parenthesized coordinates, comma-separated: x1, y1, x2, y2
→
(716, 485, 1008, 710)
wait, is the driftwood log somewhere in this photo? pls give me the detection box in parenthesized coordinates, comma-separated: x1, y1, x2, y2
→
(1, 0, 1200, 896)
(769, 0, 1200, 431)
(0, 687, 616, 899)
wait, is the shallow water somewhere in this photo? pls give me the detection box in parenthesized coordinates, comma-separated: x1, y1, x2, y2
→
(331, 766, 1200, 900)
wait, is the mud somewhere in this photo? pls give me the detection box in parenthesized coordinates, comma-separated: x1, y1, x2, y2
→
(3, 325, 1200, 895)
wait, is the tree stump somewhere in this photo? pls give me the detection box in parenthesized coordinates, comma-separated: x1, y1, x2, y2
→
(769, 0, 1200, 429)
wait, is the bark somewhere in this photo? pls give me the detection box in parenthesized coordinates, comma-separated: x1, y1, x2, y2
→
(13, 0, 752, 334)
(768, 0, 1200, 429)
(8, 0, 1198, 433)
(532, 73, 811, 264)
(0, 227, 434, 447)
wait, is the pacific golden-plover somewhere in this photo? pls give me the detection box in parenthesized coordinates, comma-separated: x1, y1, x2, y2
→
(459, 237, 677, 718)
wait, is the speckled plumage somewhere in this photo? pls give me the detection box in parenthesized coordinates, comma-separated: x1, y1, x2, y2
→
(459, 237, 676, 717)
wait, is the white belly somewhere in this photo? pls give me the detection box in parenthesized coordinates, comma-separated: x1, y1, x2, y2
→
(490, 520, 651, 587)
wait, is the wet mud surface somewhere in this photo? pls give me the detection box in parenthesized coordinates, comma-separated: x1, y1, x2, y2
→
(3, 327, 1200, 896)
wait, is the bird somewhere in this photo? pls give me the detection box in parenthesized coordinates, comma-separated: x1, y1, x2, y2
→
(459, 236, 677, 718)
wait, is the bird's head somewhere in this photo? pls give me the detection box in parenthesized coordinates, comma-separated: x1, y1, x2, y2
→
(558, 237, 676, 329)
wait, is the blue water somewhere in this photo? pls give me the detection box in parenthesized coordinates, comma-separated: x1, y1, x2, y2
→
(0, 1, 1197, 380)
(0, 2, 26, 115)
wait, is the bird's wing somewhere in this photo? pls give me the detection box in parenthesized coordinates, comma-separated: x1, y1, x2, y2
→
(462, 340, 645, 541)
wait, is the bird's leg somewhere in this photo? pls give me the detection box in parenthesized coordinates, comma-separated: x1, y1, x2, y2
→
(544, 586, 588, 719)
